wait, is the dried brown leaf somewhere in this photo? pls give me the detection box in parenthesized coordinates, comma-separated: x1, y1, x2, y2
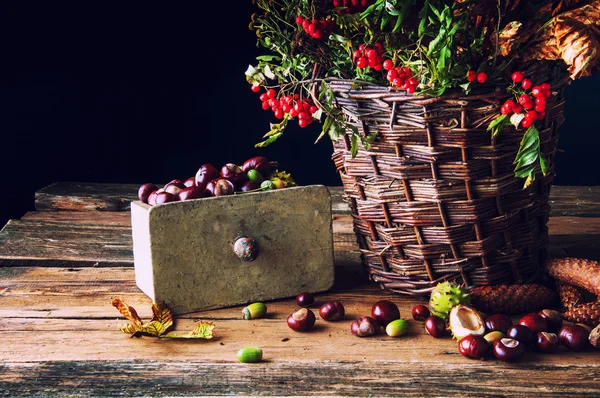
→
(118, 322, 142, 336)
(160, 321, 215, 339)
(498, 21, 524, 57)
(540, 0, 590, 17)
(111, 298, 142, 326)
(151, 301, 173, 331)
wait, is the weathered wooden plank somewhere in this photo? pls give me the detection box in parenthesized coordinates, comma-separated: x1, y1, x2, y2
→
(1, 213, 598, 267)
(32, 182, 600, 217)
(2, 360, 598, 397)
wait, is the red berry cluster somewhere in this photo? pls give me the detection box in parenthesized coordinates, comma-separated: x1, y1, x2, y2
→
(500, 71, 552, 129)
(467, 70, 487, 84)
(353, 43, 385, 71)
(257, 89, 318, 128)
(384, 62, 418, 94)
(295, 16, 335, 39)
(333, 0, 375, 14)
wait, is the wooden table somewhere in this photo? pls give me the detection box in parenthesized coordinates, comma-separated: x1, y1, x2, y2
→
(1, 182, 600, 397)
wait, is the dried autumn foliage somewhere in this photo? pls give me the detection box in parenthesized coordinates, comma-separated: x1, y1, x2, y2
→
(111, 298, 214, 339)
(523, 0, 600, 79)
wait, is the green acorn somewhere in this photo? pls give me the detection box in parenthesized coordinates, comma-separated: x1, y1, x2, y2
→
(242, 302, 267, 320)
(429, 281, 471, 321)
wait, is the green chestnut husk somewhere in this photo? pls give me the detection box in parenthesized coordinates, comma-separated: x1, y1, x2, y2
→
(429, 281, 471, 321)
(237, 346, 263, 363)
(242, 302, 267, 320)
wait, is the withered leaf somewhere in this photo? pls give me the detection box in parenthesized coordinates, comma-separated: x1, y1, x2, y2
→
(497, 21, 523, 57)
(111, 298, 142, 326)
(160, 321, 215, 340)
(151, 301, 173, 331)
(141, 320, 167, 337)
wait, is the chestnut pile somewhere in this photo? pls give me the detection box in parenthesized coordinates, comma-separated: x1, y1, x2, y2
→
(136, 156, 296, 206)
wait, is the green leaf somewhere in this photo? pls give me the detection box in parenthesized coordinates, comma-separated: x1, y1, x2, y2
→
(515, 166, 534, 178)
(539, 153, 550, 176)
(256, 133, 283, 148)
(255, 55, 281, 62)
(486, 114, 510, 138)
(514, 150, 539, 170)
(515, 125, 539, 160)
(380, 12, 390, 30)
(351, 134, 359, 158)
(329, 34, 350, 44)
(141, 320, 167, 337)
(360, 0, 384, 19)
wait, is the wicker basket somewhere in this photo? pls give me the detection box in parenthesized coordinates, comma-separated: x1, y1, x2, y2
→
(329, 69, 568, 295)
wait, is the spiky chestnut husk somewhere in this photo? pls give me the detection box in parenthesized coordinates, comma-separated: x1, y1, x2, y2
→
(470, 284, 557, 315)
(428, 281, 471, 321)
(556, 281, 588, 310)
(547, 258, 600, 297)
(562, 302, 600, 327)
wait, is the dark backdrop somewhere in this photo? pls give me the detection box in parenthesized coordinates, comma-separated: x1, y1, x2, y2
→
(1, 2, 599, 227)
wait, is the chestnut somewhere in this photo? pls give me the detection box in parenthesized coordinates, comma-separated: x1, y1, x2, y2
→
(138, 183, 158, 204)
(147, 190, 159, 206)
(538, 309, 563, 333)
(535, 332, 559, 353)
(457, 335, 488, 359)
(205, 179, 222, 196)
(319, 301, 345, 321)
(371, 300, 400, 327)
(506, 325, 533, 345)
(518, 313, 549, 334)
(206, 179, 234, 197)
(221, 163, 248, 188)
(484, 314, 513, 334)
(296, 292, 314, 308)
(242, 156, 271, 174)
(164, 184, 184, 196)
(165, 179, 185, 188)
(411, 304, 430, 321)
(240, 181, 260, 192)
(287, 308, 316, 332)
(155, 191, 177, 205)
(178, 186, 206, 201)
(493, 338, 526, 362)
(195, 163, 220, 187)
(183, 177, 196, 188)
(558, 324, 590, 351)
(350, 316, 379, 337)
(425, 316, 446, 338)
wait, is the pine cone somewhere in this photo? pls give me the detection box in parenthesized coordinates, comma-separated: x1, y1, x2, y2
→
(556, 281, 587, 309)
(547, 258, 600, 296)
(562, 302, 600, 327)
(470, 284, 558, 315)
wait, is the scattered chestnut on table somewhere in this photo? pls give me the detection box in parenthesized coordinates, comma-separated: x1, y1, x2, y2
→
(138, 183, 158, 204)
(296, 292, 314, 308)
(538, 309, 563, 333)
(493, 338, 526, 362)
(535, 332, 559, 353)
(319, 301, 345, 321)
(350, 316, 379, 337)
(518, 313, 549, 335)
(506, 325, 533, 345)
(457, 335, 489, 359)
(484, 314, 513, 334)
(558, 324, 590, 351)
(425, 316, 446, 338)
(371, 300, 400, 327)
(411, 305, 430, 321)
(287, 308, 316, 332)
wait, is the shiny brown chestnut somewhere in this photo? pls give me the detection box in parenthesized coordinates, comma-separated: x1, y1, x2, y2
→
(296, 292, 314, 308)
(425, 316, 446, 338)
(558, 324, 590, 351)
(147, 190, 159, 206)
(506, 325, 533, 345)
(538, 309, 563, 333)
(165, 179, 184, 188)
(457, 335, 488, 359)
(350, 316, 379, 337)
(242, 156, 271, 174)
(214, 179, 235, 196)
(195, 164, 220, 187)
(138, 183, 158, 204)
(518, 313, 549, 335)
(183, 177, 196, 188)
(155, 191, 177, 204)
(493, 338, 526, 362)
(319, 301, 345, 321)
(178, 186, 206, 201)
(221, 163, 248, 188)
(164, 184, 184, 196)
(484, 314, 513, 334)
(411, 305, 430, 321)
(239, 181, 260, 192)
(535, 332, 559, 353)
(371, 300, 400, 327)
(287, 308, 316, 332)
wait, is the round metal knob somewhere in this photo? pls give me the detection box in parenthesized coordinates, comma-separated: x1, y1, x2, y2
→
(233, 236, 259, 262)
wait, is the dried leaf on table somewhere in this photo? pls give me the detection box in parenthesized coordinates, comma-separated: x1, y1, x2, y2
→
(160, 321, 215, 340)
(151, 301, 173, 331)
(111, 298, 142, 326)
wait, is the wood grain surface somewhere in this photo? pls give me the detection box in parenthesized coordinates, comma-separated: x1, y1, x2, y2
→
(1, 183, 600, 397)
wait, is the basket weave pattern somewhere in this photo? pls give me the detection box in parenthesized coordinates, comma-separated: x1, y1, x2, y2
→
(330, 80, 565, 295)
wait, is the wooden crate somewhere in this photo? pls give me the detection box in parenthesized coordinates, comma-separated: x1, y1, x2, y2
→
(131, 185, 335, 314)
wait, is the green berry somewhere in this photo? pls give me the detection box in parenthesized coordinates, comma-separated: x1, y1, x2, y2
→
(247, 169, 264, 184)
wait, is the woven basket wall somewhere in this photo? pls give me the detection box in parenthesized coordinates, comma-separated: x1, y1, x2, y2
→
(329, 75, 566, 295)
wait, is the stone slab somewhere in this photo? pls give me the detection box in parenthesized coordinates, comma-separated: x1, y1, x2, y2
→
(131, 185, 335, 314)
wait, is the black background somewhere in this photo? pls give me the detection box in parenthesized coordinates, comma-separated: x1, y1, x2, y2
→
(1, 2, 599, 227)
